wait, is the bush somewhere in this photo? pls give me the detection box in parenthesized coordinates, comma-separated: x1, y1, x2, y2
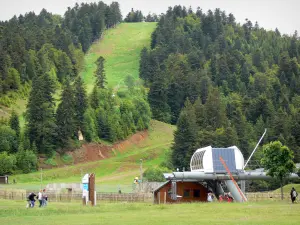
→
(143, 167, 171, 182)
(62, 154, 74, 164)
(0, 126, 18, 153)
(16, 150, 37, 174)
(0, 152, 16, 175)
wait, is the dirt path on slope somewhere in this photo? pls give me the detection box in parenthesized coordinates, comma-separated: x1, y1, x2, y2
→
(69, 130, 149, 164)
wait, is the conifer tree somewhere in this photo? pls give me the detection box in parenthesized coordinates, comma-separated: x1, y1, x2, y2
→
(26, 73, 57, 155)
(171, 100, 198, 170)
(74, 77, 88, 130)
(56, 80, 76, 147)
(90, 85, 100, 109)
(95, 56, 107, 88)
(9, 110, 20, 138)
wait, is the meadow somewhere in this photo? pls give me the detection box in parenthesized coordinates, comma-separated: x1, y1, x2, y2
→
(1, 200, 300, 225)
(80, 22, 157, 93)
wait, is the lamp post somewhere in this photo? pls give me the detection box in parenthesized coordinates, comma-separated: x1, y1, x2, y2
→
(140, 159, 143, 183)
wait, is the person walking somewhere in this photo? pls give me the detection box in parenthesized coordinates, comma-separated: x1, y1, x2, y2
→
(27, 192, 36, 208)
(290, 187, 298, 203)
(42, 189, 48, 207)
(38, 190, 43, 207)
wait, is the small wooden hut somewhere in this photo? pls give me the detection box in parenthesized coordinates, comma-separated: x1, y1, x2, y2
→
(153, 180, 208, 204)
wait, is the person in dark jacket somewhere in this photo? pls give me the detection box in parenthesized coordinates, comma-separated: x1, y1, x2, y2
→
(291, 187, 298, 203)
(27, 193, 36, 208)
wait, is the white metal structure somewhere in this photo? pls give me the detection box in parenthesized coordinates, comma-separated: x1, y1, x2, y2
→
(190, 146, 245, 173)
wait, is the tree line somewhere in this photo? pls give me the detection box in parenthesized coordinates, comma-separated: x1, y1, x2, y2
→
(124, 8, 159, 23)
(0, 1, 128, 175)
(0, 54, 151, 175)
(0, 1, 122, 105)
(138, 5, 300, 169)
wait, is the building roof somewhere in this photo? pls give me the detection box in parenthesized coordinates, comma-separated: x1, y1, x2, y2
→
(153, 181, 170, 193)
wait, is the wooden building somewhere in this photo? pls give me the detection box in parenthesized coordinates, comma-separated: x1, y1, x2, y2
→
(153, 180, 208, 204)
(0, 175, 9, 184)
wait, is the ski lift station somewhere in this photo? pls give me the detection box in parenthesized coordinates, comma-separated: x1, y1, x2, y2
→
(190, 146, 244, 173)
(154, 145, 299, 204)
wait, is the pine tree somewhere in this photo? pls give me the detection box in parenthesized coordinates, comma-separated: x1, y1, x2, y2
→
(95, 56, 107, 88)
(9, 110, 20, 138)
(139, 47, 150, 81)
(26, 73, 57, 155)
(171, 100, 198, 170)
(90, 85, 100, 109)
(74, 77, 88, 130)
(56, 80, 76, 147)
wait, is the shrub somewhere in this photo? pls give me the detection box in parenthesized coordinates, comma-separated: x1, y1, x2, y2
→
(143, 167, 171, 182)
(16, 150, 37, 174)
(0, 152, 16, 175)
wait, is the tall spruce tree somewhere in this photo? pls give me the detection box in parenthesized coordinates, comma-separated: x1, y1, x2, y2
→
(74, 77, 88, 131)
(56, 80, 76, 147)
(26, 73, 57, 155)
(9, 110, 20, 138)
(171, 100, 198, 170)
(95, 56, 107, 88)
(90, 85, 100, 109)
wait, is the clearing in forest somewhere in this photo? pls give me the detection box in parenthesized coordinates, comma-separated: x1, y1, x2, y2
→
(80, 22, 157, 93)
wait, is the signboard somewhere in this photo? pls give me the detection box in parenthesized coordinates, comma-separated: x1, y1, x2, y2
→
(82, 174, 89, 204)
(83, 183, 89, 191)
(82, 174, 89, 184)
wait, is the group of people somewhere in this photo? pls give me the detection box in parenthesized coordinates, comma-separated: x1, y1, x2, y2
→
(218, 192, 234, 202)
(207, 191, 234, 203)
(27, 189, 48, 208)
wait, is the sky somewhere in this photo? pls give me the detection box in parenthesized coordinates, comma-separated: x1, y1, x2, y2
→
(0, 0, 299, 35)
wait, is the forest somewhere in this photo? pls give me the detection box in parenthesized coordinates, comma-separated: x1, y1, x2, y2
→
(0, 2, 151, 175)
(1, 2, 300, 181)
(139, 6, 300, 170)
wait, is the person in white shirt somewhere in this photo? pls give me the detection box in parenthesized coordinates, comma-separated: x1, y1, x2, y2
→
(38, 190, 43, 207)
(207, 192, 213, 202)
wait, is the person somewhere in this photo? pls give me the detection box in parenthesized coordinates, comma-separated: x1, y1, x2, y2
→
(27, 192, 36, 208)
(290, 187, 298, 203)
(219, 195, 224, 202)
(227, 192, 234, 203)
(42, 189, 48, 207)
(38, 190, 43, 207)
(207, 192, 213, 202)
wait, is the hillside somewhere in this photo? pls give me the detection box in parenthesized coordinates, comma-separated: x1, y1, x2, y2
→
(3, 22, 173, 192)
(81, 22, 157, 93)
(10, 120, 175, 192)
(142, 6, 300, 171)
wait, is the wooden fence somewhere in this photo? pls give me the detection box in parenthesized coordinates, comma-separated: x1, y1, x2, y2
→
(245, 192, 291, 202)
(0, 189, 292, 203)
(0, 190, 153, 203)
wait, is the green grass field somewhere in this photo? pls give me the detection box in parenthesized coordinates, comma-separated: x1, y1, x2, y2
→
(1, 200, 300, 225)
(9, 120, 175, 192)
(80, 22, 156, 93)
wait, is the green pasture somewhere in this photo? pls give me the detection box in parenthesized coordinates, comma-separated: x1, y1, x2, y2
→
(1, 200, 300, 225)
(80, 22, 156, 93)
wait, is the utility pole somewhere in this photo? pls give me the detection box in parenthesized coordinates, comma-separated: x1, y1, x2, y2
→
(40, 168, 43, 189)
(140, 159, 143, 182)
